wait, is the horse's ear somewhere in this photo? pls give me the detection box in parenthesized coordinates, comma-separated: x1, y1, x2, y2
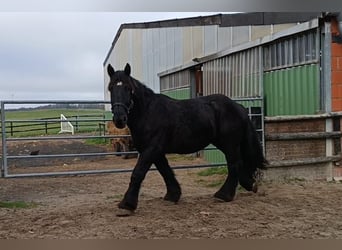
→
(107, 64, 115, 77)
(124, 63, 131, 76)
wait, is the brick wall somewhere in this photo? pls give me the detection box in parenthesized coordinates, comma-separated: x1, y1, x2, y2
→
(262, 163, 333, 181)
(263, 118, 334, 180)
(265, 119, 325, 133)
(265, 119, 326, 162)
(266, 140, 326, 162)
(331, 41, 342, 111)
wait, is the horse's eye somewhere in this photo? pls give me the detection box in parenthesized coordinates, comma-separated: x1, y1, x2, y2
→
(124, 85, 131, 91)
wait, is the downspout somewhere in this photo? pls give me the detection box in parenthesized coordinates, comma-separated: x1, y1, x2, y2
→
(321, 16, 334, 179)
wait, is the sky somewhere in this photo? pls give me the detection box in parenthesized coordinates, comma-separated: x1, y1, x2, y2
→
(0, 12, 220, 104)
(0, 0, 334, 106)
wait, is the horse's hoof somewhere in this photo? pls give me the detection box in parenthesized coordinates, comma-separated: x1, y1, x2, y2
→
(118, 199, 137, 211)
(214, 191, 234, 202)
(116, 209, 134, 217)
(164, 191, 181, 203)
(252, 182, 258, 193)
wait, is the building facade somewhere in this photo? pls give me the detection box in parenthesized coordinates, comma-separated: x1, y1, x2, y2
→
(104, 12, 342, 180)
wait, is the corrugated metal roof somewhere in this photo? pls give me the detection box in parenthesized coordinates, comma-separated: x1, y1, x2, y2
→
(103, 12, 323, 65)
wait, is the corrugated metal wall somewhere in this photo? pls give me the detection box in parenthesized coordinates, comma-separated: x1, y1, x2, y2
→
(160, 69, 191, 100)
(105, 22, 296, 100)
(160, 88, 191, 100)
(203, 47, 262, 98)
(264, 64, 319, 115)
(204, 146, 226, 165)
(202, 47, 263, 165)
(263, 29, 320, 116)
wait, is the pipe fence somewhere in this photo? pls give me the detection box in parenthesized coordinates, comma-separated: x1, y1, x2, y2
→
(1, 99, 263, 178)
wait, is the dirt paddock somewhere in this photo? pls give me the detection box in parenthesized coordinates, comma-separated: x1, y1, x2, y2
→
(1, 140, 342, 239)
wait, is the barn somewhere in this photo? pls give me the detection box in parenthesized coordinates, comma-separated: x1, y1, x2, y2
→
(103, 12, 342, 181)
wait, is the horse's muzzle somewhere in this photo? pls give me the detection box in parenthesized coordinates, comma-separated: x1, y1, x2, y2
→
(113, 115, 127, 129)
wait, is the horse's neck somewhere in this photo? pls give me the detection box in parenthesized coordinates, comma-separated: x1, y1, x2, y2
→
(128, 79, 155, 129)
(133, 79, 155, 108)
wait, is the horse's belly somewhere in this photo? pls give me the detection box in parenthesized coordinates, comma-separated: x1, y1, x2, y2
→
(166, 136, 210, 154)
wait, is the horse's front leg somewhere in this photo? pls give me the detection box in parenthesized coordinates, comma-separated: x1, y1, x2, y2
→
(154, 155, 182, 203)
(118, 152, 153, 212)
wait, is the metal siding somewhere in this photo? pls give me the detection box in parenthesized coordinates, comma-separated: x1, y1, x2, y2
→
(251, 25, 272, 41)
(166, 28, 175, 69)
(264, 64, 319, 116)
(192, 26, 204, 58)
(142, 30, 147, 81)
(112, 30, 130, 69)
(160, 69, 191, 96)
(202, 47, 261, 98)
(106, 17, 319, 104)
(160, 88, 190, 100)
(152, 29, 161, 92)
(141, 29, 159, 92)
(232, 26, 250, 46)
(182, 27, 193, 63)
(159, 28, 168, 70)
(217, 27, 232, 50)
(236, 99, 263, 109)
(204, 26, 218, 56)
(131, 29, 143, 79)
(204, 147, 226, 165)
(174, 28, 183, 66)
(146, 30, 153, 90)
(272, 23, 298, 34)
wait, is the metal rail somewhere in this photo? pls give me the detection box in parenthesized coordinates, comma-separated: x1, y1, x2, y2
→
(3, 163, 227, 179)
(1, 99, 262, 178)
(1, 100, 117, 178)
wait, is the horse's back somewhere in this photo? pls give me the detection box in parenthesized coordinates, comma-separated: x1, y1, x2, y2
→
(144, 93, 247, 153)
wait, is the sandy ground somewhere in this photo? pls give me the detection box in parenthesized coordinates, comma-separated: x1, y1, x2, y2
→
(1, 140, 342, 239)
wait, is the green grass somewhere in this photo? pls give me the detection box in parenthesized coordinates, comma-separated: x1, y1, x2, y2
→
(197, 166, 227, 176)
(85, 137, 109, 145)
(1, 109, 111, 137)
(0, 201, 37, 209)
(166, 154, 197, 162)
(195, 167, 228, 188)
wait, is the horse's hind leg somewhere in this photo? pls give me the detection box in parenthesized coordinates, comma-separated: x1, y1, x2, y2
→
(214, 149, 240, 202)
(154, 155, 182, 203)
(238, 168, 257, 193)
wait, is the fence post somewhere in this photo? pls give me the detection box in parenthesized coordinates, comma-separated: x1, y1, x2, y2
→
(10, 121, 13, 136)
(45, 121, 48, 134)
(76, 115, 79, 132)
(1, 101, 7, 177)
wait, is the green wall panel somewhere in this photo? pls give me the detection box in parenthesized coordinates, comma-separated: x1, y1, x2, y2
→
(161, 88, 190, 100)
(264, 64, 319, 116)
(204, 146, 226, 165)
(236, 99, 263, 109)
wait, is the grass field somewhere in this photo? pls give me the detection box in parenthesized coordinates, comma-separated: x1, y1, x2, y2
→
(1, 109, 112, 137)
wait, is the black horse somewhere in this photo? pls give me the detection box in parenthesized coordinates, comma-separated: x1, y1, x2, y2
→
(107, 63, 266, 215)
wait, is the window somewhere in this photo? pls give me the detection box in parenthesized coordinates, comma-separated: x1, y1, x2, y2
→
(264, 30, 318, 71)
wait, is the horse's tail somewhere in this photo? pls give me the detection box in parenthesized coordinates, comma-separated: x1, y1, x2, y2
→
(240, 118, 267, 184)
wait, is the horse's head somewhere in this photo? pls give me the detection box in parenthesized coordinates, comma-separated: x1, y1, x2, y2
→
(107, 63, 135, 129)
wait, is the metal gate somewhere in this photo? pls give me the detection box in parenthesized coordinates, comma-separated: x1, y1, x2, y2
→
(2, 100, 256, 178)
(0, 100, 136, 178)
(1, 99, 264, 178)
